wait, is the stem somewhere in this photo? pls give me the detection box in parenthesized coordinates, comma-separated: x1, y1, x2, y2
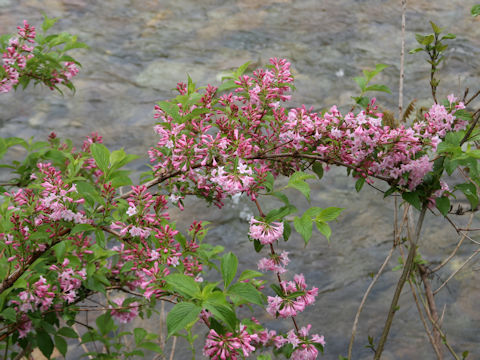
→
(398, 0, 407, 119)
(373, 205, 427, 360)
(347, 246, 395, 359)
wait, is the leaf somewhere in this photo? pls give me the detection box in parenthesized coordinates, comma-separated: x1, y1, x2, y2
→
(402, 191, 422, 211)
(57, 327, 78, 338)
(42, 14, 59, 32)
(455, 182, 479, 209)
(96, 312, 115, 335)
(354, 76, 367, 92)
(287, 172, 315, 201)
(435, 197, 450, 216)
(316, 221, 332, 241)
(293, 214, 313, 245)
(355, 177, 365, 192)
(133, 328, 147, 345)
(472, 4, 480, 17)
(0, 307, 16, 322)
(157, 101, 181, 122)
(312, 162, 324, 179)
(166, 302, 201, 337)
(265, 205, 297, 222)
(454, 109, 473, 122)
(317, 207, 344, 222)
(228, 283, 264, 305)
(204, 302, 237, 331)
(238, 269, 263, 282)
(364, 84, 391, 94)
(164, 273, 200, 298)
(37, 329, 54, 359)
(140, 342, 163, 353)
(71, 223, 96, 234)
(283, 220, 291, 241)
(54, 335, 68, 357)
(221, 252, 238, 288)
(90, 143, 110, 173)
(430, 21, 443, 34)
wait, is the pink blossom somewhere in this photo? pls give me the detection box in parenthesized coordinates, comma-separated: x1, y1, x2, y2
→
(249, 218, 284, 244)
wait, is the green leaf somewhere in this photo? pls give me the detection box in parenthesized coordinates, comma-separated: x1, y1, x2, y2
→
(317, 207, 344, 222)
(234, 61, 251, 78)
(364, 84, 391, 93)
(221, 252, 238, 288)
(96, 312, 115, 335)
(228, 283, 264, 305)
(54, 334, 68, 357)
(90, 143, 110, 173)
(435, 196, 450, 216)
(287, 172, 315, 201)
(217, 79, 237, 93)
(355, 177, 365, 192)
(57, 327, 78, 338)
(430, 21, 443, 34)
(140, 342, 163, 353)
(441, 33, 456, 40)
(238, 269, 263, 281)
(283, 220, 291, 241)
(157, 101, 181, 122)
(204, 302, 237, 331)
(37, 329, 54, 359)
(265, 205, 297, 222)
(472, 4, 480, 17)
(264, 172, 275, 192)
(354, 76, 367, 91)
(293, 214, 313, 245)
(166, 302, 201, 337)
(134, 328, 147, 345)
(402, 191, 422, 211)
(42, 15, 59, 32)
(71, 223, 96, 234)
(455, 182, 479, 209)
(0, 307, 16, 322)
(316, 221, 332, 241)
(312, 162, 324, 179)
(253, 239, 264, 252)
(164, 273, 200, 298)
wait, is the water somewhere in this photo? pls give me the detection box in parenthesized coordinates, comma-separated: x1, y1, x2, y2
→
(1, 1, 480, 359)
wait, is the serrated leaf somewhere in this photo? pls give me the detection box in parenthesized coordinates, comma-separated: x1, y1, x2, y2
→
(293, 214, 313, 245)
(157, 101, 181, 122)
(317, 207, 344, 222)
(238, 269, 263, 281)
(455, 182, 479, 209)
(435, 196, 450, 216)
(316, 221, 332, 241)
(165, 273, 200, 298)
(265, 205, 297, 222)
(283, 220, 291, 241)
(166, 302, 201, 338)
(364, 84, 391, 94)
(354, 76, 367, 91)
(90, 143, 110, 173)
(204, 302, 237, 331)
(140, 341, 163, 353)
(96, 312, 114, 335)
(221, 252, 238, 288)
(430, 21, 443, 34)
(228, 283, 264, 305)
(71, 223, 96, 234)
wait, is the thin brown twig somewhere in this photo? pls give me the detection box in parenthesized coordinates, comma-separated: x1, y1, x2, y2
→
(407, 278, 443, 359)
(433, 248, 480, 295)
(347, 246, 395, 359)
(432, 213, 473, 272)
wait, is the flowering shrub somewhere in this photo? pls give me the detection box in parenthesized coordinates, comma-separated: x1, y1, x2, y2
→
(0, 16, 479, 360)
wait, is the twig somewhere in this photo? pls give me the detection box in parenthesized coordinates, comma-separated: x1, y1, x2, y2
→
(465, 89, 480, 106)
(169, 336, 177, 360)
(432, 213, 473, 272)
(374, 205, 427, 360)
(418, 265, 443, 358)
(347, 246, 395, 359)
(433, 248, 480, 295)
(407, 278, 443, 359)
(73, 323, 94, 359)
(398, 0, 407, 119)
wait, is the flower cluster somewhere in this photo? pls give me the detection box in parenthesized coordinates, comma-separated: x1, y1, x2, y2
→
(0, 20, 80, 93)
(267, 274, 318, 318)
(203, 325, 258, 360)
(249, 217, 284, 244)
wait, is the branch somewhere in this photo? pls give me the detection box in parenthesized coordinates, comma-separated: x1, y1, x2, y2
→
(374, 205, 427, 360)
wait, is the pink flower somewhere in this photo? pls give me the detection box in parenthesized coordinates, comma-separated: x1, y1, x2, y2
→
(249, 218, 284, 244)
(110, 297, 140, 324)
